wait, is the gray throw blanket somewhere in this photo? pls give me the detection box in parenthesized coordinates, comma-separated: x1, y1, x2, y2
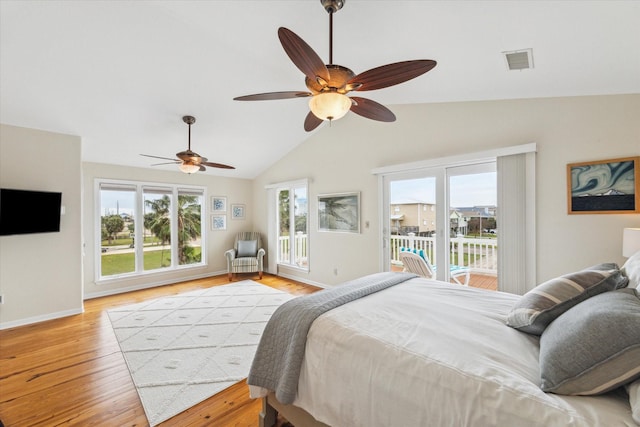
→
(247, 271, 417, 404)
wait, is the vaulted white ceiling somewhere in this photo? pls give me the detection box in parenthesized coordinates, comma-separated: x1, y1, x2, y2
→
(1, 1, 639, 178)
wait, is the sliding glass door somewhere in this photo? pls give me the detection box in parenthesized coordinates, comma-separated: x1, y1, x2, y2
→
(447, 163, 497, 289)
(382, 162, 497, 289)
(388, 174, 439, 274)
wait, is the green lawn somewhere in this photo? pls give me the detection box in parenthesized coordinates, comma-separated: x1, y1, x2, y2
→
(101, 236, 161, 247)
(101, 248, 201, 276)
(451, 253, 480, 265)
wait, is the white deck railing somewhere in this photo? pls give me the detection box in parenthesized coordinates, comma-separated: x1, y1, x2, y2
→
(391, 233, 497, 275)
(278, 233, 497, 275)
(278, 232, 308, 265)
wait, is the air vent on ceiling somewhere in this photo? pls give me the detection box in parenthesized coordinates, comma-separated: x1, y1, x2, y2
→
(503, 48, 534, 70)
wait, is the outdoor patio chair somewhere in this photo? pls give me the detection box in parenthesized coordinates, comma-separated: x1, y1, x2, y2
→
(225, 231, 265, 280)
(399, 250, 470, 286)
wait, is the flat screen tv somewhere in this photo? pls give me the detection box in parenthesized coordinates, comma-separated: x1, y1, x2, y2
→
(0, 188, 62, 236)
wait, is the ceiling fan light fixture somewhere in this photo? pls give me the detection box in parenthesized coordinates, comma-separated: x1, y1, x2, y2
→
(179, 161, 200, 174)
(309, 92, 351, 121)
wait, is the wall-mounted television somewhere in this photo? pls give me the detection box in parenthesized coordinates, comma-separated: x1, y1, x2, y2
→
(0, 188, 62, 236)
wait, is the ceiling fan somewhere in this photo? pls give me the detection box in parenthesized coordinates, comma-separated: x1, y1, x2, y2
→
(141, 115, 234, 174)
(234, 0, 437, 131)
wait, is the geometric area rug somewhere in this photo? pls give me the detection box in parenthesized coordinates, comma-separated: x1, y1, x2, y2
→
(107, 280, 294, 426)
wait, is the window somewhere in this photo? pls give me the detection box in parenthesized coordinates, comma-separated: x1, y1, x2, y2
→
(97, 180, 205, 281)
(263, 179, 309, 273)
(276, 184, 308, 269)
(143, 186, 172, 271)
(177, 189, 204, 266)
(99, 183, 136, 277)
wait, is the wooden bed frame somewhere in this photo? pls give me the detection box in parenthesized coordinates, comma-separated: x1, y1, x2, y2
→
(260, 392, 330, 427)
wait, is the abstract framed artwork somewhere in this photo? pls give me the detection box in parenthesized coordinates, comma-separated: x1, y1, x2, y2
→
(211, 196, 227, 213)
(211, 214, 226, 231)
(567, 156, 640, 214)
(318, 192, 360, 233)
(231, 204, 245, 220)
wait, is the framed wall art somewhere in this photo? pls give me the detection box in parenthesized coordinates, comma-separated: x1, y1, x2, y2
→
(231, 204, 245, 220)
(567, 156, 640, 214)
(211, 214, 226, 231)
(318, 192, 360, 233)
(211, 196, 227, 213)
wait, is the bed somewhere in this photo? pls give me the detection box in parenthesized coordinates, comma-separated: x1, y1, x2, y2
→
(248, 267, 640, 427)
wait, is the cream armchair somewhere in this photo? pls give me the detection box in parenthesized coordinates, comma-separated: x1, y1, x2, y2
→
(225, 231, 265, 280)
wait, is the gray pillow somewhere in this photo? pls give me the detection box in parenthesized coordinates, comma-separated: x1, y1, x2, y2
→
(539, 288, 640, 395)
(237, 239, 258, 257)
(506, 263, 627, 335)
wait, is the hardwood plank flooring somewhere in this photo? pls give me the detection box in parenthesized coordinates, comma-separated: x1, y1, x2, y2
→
(0, 274, 319, 427)
(0, 271, 496, 426)
(469, 273, 498, 291)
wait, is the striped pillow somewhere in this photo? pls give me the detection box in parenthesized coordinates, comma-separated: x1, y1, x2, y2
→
(539, 288, 640, 395)
(506, 263, 628, 335)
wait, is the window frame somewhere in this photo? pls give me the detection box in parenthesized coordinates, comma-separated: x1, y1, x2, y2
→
(95, 178, 207, 283)
(266, 178, 309, 273)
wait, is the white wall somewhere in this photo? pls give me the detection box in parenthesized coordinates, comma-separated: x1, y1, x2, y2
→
(82, 162, 255, 298)
(252, 94, 640, 288)
(0, 124, 83, 329)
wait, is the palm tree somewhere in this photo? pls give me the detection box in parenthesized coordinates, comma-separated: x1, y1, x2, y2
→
(319, 196, 357, 231)
(144, 195, 171, 266)
(144, 194, 202, 266)
(176, 195, 201, 264)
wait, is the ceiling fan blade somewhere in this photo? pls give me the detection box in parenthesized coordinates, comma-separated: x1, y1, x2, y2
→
(350, 97, 396, 122)
(199, 165, 206, 171)
(151, 161, 180, 166)
(141, 154, 178, 162)
(348, 60, 437, 92)
(234, 91, 312, 101)
(201, 161, 235, 170)
(304, 111, 324, 132)
(278, 27, 330, 83)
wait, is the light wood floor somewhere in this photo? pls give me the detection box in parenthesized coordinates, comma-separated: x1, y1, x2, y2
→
(468, 273, 498, 291)
(0, 274, 320, 427)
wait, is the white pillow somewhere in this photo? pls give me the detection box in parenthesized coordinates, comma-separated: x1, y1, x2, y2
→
(622, 251, 640, 289)
(626, 379, 640, 425)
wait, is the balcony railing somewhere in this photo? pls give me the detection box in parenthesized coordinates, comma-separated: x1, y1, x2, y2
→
(277, 232, 497, 276)
(391, 233, 497, 275)
(278, 232, 308, 266)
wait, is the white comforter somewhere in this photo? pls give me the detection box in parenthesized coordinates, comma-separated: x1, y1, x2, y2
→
(291, 278, 634, 426)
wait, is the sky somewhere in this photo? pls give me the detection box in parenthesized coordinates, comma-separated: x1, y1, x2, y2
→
(390, 172, 497, 207)
(101, 191, 176, 216)
(101, 191, 135, 216)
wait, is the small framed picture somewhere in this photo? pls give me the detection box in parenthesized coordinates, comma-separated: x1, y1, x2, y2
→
(211, 214, 226, 231)
(318, 192, 360, 233)
(231, 204, 246, 220)
(211, 196, 227, 213)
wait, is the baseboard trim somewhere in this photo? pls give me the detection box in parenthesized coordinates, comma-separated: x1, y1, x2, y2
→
(275, 271, 329, 289)
(84, 270, 227, 300)
(0, 307, 84, 331)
